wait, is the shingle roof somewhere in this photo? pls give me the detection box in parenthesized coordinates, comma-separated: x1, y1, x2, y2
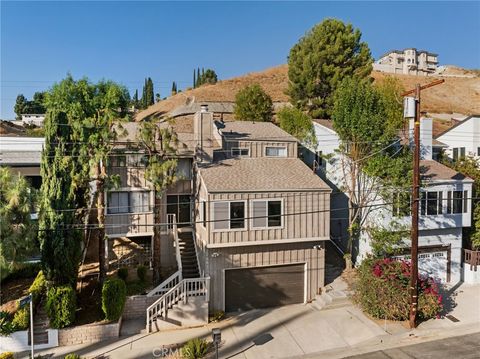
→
(218, 121, 297, 142)
(420, 160, 473, 182)
(199, 158, 331, 192)
(312, 119, 334, 131)
(0, 151, 42, 165)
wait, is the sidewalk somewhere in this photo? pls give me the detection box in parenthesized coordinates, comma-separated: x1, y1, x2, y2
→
(25, 283, 480, 359)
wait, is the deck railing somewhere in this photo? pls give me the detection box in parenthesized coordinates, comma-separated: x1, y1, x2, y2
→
(464, 249, 480, 271)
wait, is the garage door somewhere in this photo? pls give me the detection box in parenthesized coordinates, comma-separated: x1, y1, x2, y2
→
(225, 264, 305, 312)
(393, 251, 448, 283)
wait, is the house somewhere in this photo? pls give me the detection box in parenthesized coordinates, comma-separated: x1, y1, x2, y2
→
(308, 117, 473, 286)
(21, 114, 46, 127)
(373, 48, 438, 76)
(434, 115, 480, 161)
(106, 106, 332, 329)
(0, 120, 44, 189)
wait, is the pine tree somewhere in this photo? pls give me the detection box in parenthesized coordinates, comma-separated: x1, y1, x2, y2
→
(133, 89, 139, 108)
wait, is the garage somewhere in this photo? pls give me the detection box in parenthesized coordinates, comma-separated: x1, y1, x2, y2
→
(225, 263, 305, 312)
(393, 247, 449, 283)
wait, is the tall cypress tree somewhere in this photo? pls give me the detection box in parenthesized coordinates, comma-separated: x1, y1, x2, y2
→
(196, 68, 200, 87)
(193, 69, 196, 89)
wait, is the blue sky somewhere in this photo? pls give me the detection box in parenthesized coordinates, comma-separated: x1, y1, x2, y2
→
(1, 1, 479, 120)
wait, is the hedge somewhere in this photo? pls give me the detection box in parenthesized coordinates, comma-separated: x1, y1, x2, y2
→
(12, 307, 29, 330)
(102, 278, 127, 321)
(355, 257, 443, 321)
(45, 286, 76, 328)
(117, 267, 128, 281)
(29, 270, 47, 304)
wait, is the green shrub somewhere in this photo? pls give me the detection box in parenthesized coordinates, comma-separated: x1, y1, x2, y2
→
(2, 262, 41, 284)
(355, 257, 443, 321)
(0, 352, 15, 359)
(64, 354, 82, 359)
(0, 311, 15, 336)
(181, 338, 210, 359)
(117, 267, 128, 281)
(136, 265, 147, 283)
(12, 307, 29, 330)
(102, 279, 126, 321)
(234, 84, 273, 122)
(209, 310, 225, 323)
(45, 286, 76, 328)
(29, 270, 47, 304)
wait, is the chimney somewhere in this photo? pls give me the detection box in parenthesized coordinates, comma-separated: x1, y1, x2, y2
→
(194, 105, 214, 163)
(409, 117, 433, 160)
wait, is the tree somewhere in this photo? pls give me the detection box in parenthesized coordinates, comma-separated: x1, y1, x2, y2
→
(195, 68, 218, 87)
(14, 92, 47, 120)
(0, 168, 37, 279)
(234, 84, 273, 122)
(137, 120, 178, 282)
(132, 89, 140, 109)
(277, 106, 316, 148)
(287, 19, 372, 118)
(193, 69, 196, 88)
(332, 76, 407, 266)
(155, 93, 161, 103)
(171, 81, 177, 96)
(39, 75, 130, 286)
(14, 95, 28, 120)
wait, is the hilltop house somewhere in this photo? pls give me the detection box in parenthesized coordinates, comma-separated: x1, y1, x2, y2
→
(104, 106, 332, 330)
(307, 118, 474, 286)
(434, 115, 480, 161)
(373, 48, 439, 76)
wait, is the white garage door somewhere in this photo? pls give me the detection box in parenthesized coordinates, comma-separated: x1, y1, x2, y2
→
(418, 252, 447, 283)
(393, 251, 448, 283)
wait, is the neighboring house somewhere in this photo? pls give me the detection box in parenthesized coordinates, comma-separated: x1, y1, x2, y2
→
(21, 114, 45, 127)
(107, 106, 332, 329)
(434, 115, 480, 161)
(0, 120, 44, 189)
(373, 48, 438, 76)
(307, 118, 473, 286)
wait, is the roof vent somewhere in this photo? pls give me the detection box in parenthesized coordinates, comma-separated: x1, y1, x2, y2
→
(200, 104, 208, 113)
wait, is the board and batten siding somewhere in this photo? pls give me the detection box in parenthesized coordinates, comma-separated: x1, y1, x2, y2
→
(203, 242, 325, 311)
(223, 140, 297, 158)
(205, 191, 330, 245)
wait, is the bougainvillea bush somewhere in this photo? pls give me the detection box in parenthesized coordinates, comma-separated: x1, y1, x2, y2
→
(355, 257, 443, 321)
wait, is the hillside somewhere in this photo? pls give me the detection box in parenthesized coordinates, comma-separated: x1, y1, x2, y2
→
(136, 64, 480, 121)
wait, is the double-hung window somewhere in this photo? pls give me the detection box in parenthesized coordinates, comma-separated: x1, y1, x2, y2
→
(251, 200, 282, 228)
(446, 190, 468, 214)
(420, 191, 442, 216)
(265, 147, 287, 157)
(453, 147, 466, 161)
(212, 201, 246, 230)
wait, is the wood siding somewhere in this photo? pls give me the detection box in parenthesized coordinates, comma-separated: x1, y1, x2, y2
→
(223, 140, 297, 158)
(201, 191, 330, 245)
(105, 212, 154, 237)
(201, 242, 325, 311)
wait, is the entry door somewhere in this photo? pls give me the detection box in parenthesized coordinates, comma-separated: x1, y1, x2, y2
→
(167, 195, 192, 227)
(225, 264, 305, 312)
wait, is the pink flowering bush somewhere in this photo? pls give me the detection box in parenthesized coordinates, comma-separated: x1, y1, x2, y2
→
(355, 257, 443, 321)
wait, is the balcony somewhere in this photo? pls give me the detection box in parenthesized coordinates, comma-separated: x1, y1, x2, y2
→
(464, 249, 480, 271)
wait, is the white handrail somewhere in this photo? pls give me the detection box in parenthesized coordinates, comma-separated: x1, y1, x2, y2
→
(147, 214, 183, 297)
(146, 277, 210, 333)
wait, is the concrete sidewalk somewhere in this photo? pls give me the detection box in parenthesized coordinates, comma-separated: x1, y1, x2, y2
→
(25, 283, 480, 359)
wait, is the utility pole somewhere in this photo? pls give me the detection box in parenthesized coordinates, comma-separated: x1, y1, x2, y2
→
(402, 79, 444, 329)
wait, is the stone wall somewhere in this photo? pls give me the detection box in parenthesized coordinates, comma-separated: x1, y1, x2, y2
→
(123, 295, 160, 319)
(58, 318, 121, 346)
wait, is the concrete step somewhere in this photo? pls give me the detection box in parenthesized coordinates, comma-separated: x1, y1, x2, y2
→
(313, 290, 352, 311)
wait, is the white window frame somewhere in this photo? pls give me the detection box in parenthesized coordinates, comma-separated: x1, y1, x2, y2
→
(231, 147, 250, 158)
(264, 146, 287, 157)
(250, 198, 284, 230)
(106, 188, 152, 215)
(211, 200, 247, 232)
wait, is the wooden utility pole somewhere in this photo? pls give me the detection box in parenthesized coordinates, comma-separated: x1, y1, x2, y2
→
(402, 79, 444, 329)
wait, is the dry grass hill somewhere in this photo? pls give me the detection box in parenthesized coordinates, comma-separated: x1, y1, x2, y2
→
(136, 64, 480, 122)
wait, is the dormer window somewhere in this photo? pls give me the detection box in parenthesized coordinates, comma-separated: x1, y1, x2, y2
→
(231, 148, 249, 157)
(265, 146, 287, 157)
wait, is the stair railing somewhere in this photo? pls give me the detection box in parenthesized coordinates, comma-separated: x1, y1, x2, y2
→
(146, 277, 210, 333)
(147, 214, 183, 297)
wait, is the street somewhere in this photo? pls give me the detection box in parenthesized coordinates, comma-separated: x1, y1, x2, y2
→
(344, 332, 480, 359)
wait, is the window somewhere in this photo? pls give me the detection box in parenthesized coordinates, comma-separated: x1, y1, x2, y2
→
(167, 195, 191, 226)
(251, 200, 282, 228)
(212, 201, 245, 230)
(110, 155, 126, 167)
(127, 154, 147, 167)
(265, 147, 287, 157)
(392, 192, 411, 217)
(477, 147, 480, 156)
(453, 147, 466, 161)
(447, 190, 468, 214)
(107, 191, 150, 214)
(315, 151, 323, 168)
(176, 159, 192, 180)
(420, 191, 442, 216)
(231, 148, 249, 157)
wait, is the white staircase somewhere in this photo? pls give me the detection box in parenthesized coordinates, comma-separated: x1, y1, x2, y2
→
(146, 277, 210, 333)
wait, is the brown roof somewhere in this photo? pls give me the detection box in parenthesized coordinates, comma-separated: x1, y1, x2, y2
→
(420, 160, 472, 182)
(312, 119, 334, 131)
(199, 158, 331, 192)
(219, 121, 297, 142)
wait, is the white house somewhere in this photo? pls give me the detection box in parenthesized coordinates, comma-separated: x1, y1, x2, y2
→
(434, 115, 480, 161)
(21, 114, 46, 127)
(308, 118, 474, 285)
